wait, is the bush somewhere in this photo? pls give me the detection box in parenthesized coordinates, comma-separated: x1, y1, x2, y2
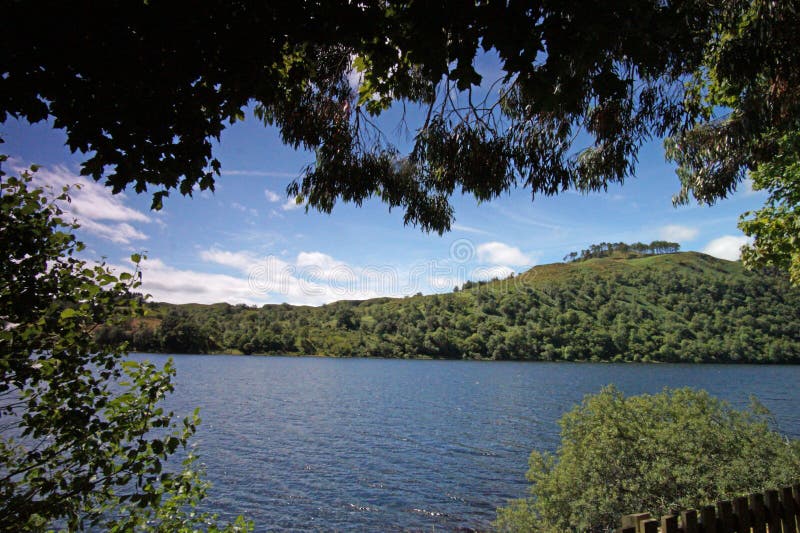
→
(0, 164, 250, 530)
(495, 386, 800, 532)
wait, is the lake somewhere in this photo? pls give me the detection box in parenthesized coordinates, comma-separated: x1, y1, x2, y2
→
(135, 354, 800, 532)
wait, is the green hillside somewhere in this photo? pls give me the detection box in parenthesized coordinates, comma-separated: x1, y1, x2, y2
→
(101, 252, 800, 363)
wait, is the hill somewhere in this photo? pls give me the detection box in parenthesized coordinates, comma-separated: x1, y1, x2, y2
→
(99, 252, 800, 363)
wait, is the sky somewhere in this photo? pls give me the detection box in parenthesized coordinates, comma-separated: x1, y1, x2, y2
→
(2, 90, 764, 306)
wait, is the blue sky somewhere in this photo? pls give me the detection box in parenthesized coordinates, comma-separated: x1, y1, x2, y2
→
(2, 98, 763, 306)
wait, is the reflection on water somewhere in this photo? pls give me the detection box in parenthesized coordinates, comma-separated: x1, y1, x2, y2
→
(133, 354, 800, 532)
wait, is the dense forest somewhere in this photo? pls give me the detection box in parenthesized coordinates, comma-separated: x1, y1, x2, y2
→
(98, 252, 800, 363)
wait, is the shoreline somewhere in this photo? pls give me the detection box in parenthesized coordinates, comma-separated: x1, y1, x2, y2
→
(125, 351, 800, 365)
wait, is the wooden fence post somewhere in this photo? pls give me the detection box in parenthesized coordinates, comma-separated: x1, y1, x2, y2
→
(795, 483, 800, 533)
(782, 486, 798, 533)
(751, 492, 767, 533)
(766, 489, 782, 533)
(717, 500, 734, 532)
(628, 513, 652, 533)
(733, 496, 750, 533)
(642, 519, 659, 533)
(701, 505, 718, 533)
(682, 509, 699, 533)
(661, 514, 678, 533)
(619, 514, 638, 533)
(621, 515, 636, 530)
(616, 483, 800, 533)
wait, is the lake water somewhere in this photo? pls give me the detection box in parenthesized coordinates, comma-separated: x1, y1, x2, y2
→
(135, 354, 800, 532)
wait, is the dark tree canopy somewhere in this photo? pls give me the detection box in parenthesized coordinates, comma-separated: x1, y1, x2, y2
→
(1, 2, 375, 204)
(2, 1, 799, 244)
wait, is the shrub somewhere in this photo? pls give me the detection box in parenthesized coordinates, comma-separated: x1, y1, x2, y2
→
(495, 386, 800, 532)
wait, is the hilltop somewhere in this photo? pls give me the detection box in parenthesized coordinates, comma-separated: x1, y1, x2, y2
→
(100, 252, 800, 363)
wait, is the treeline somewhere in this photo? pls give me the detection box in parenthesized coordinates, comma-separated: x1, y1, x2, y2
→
(97, 252, 800, 363)
(564, 241, 680, 262)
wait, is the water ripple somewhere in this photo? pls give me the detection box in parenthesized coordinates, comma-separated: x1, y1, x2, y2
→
(133, 354, 800, 532)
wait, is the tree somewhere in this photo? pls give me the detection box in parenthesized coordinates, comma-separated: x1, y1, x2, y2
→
(667, 0, 800, 206)
(564, 241, 680, 262)
(739, 131, 800, 284)
(0, 163, 249, 530)
(664, 0, 800, 279)
(2, 2, 798, 249)
(494, 386, 800, 532)
(159, 309, 213, 353)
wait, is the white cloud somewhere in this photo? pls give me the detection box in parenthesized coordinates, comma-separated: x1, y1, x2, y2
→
(264, 189, 281, 202)
(193, 248, 394, 305)
(296, 251, 342, 270)
(25, 164, 151, 244)
(476, 242, 532, 266)
(114, 240, 546, 306)
(201, 249, 268, 274)
(282, 198, 303, 211)
(472, 265, 515, 281)
(702, 235, 751, 261)
(346, 62, 363, 92)
(78, 220, 148, 244)
(659, 224, 699, 242)
(297, 251, 356, 283)
(142, 241, 541, 306)
(230, 201, 258, 216)
(452, 223, 491, 235)
(128, 257, 267, 305)
(493, 206, 562, 231)
(740, 177, 770, 197)
(107, 255, 288, 305)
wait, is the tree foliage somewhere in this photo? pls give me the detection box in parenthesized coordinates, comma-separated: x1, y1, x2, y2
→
(0, 164, 249, 531)
(739, 131, 800, 284)
(563, 241, 680, 262)
(2, 1, 798, 241)
(99, 252, 800, 364)
(494, 386, 800, 532)
(667, 0, 800, 206)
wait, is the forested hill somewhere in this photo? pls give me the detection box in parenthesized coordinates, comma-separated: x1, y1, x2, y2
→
(103, 252, 800, 363)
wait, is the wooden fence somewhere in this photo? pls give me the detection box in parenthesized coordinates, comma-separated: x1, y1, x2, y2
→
(618, 485, 800, 533)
